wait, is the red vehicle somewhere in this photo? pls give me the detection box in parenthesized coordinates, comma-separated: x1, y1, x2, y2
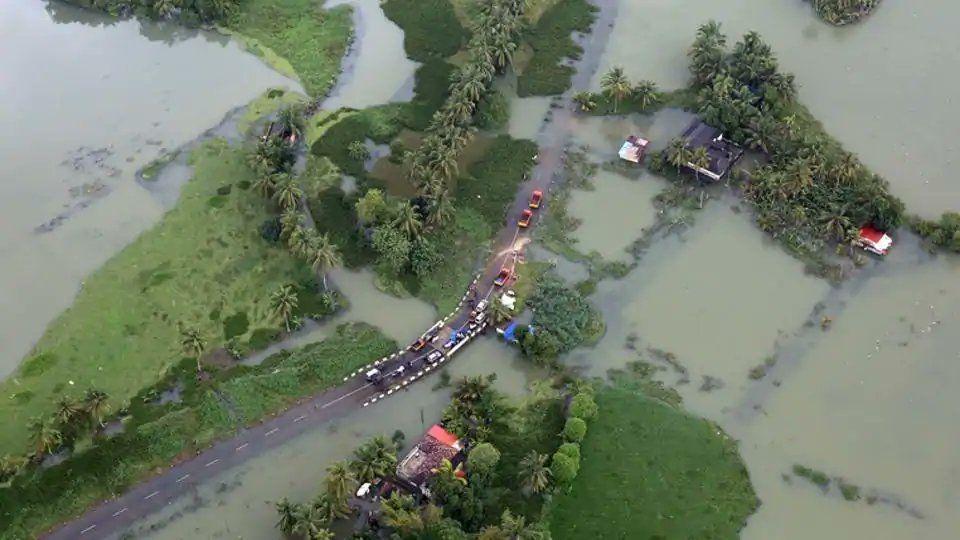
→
(494, 267, 512, 287)
(518, 209, 533, 228)
(529, 190, 543, 209)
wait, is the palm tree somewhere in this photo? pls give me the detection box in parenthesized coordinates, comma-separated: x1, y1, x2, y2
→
(490, 297, 512, 325)
(517, 450, 551, 496)
(425, 189, 455, 228)
(666, 138, 692, 175)
(392, 202, 423, 239)
(279, 208, 303, 240)
(633, 80, 660, 110)
(275, 498, 299, 535)
(287, 225, 311, 257)
(54, 396, 85, 431)
(274, 179, 304, 212)
(252, 174, 277, 199)
(271, 284, 299, 332)
(0, 454, 26, 483)
(180, 327, 206, 374)
(600, 67, 631, 113)
(572, 91, 597, 112)
(479, 509, 541, 540)
(307, 233, 342, 291)
(822, 212, 852, 241)
(28, 416, 61, 460)
(380, 491, 424, 534)
(350, 436, 397, 483)
(689, 146, 711, 183)
(323, 460, 356, 513)
(276, 106, 303, 142)
(82, 389, 110, 430)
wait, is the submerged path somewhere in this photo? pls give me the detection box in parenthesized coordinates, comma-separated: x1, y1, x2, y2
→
(45, 2, 619, 538)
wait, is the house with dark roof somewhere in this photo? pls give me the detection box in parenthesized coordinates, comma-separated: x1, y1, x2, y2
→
(396, 424, 464, 488)
(680, 120, 743, 181)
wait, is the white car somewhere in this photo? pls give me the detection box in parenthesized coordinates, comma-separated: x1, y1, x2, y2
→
(365, 368, 382, 383)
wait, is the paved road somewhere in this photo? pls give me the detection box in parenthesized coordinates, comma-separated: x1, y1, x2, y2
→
(44, 2, 619, 538)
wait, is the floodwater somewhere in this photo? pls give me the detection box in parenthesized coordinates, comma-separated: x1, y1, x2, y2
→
(0, 1, 296, 378)
(592, 0, 960, 217)
(116, 338, 539, 540)
(566, 169, 666, 261)
(321, 0, 419, 109)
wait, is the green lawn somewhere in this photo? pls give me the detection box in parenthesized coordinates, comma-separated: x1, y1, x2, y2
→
(0, 139, 320, 456)
(0, 324, 394, 539)
(225, 0, 353, 97)
(517, 0, 597, 96)
(550, 384, 759, 539)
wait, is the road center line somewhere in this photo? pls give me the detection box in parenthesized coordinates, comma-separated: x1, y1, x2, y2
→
(320, 383, 372, 409)
(236, 443, 249, 451)
(112, 508, 128, 517)
(144, 491, 159, 500)
(293, 415, 306, 423)
(80, 525, 96, 534)
(205, 458, 220, 467)
(264, 428, 279, 437)
(176, 474, 190, 483)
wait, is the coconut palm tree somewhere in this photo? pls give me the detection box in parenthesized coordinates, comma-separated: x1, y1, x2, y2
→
(0, 454, 26, 483)
(287, 225, 311, 257)
(426, 189, 455, 228)
(350, 436, 397, 483)
(276, 106, 303, 142)
(83, 388, 110, 427)
(180, 327, 206, 374)
(380, 491, 424, 534)
(275, 498, 299, 536)
(307, 232, 342, 291)
(270, 284, 299, 332)
(689, 146, 711, 183)
(572, 91, 597, 112)
(479, 509, 542, 540)
(490, 297, 513, 325)
(252, 173, 277, 199)
(54, 396, 85, 432)
(517, 450, 550, 496)
(666, 138, 692, 175)
(633, 80, 660, 110)
(822, 212, 852, 241)
(392, 202, 423, 239)
(323, 460, 356, 514)
(28, 416, 61, 460)
(279, 208, 303, 240)
(274, 179, 304, 212)
(600, 67, 631, 113)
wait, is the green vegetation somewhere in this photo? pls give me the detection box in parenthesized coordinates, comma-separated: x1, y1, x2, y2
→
(551, 381, 758, 539)
(0, 138, 330, 456)
(809, 0, 881, 26)
(910, 212, 960, 253)
(673, 22, 904, 271)
(382, 0, 469, 62)
(748, 355, 778, 380)
(224, 0, 353, 97)
(60, 0, 241, 25)
(454, 135, 538, 228)
(517, 273, 604, 364)
(0, 324, 394, 538)
(792, 464, 831, 490)
(516, 0, 597, 96)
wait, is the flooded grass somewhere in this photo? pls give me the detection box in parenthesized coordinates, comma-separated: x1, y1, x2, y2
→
(381, 0, 468, 62)
(516, 0, 597, 96)
(550, 378, 758, 539)
(0, 139, 320, 456)
(225, 0, 353, 97)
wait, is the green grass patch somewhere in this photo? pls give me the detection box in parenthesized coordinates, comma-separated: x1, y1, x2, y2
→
(517, 0, 597, 96)
(236, 87, 307, 136)
(0, 324, 393, 538)
(416, 207, 493, 313)
(455, 135, 538, 229)
(0, 139, 317, 456)
(382, 0, 468, 62)
(551, 384, 759, 539)
(793, 464, 831, 490)
(225, 0, 353, 97)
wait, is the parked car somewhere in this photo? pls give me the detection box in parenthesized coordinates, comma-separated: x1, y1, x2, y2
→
(409, 338, 428, 352)
(365, 368, 382, 383)
(494, 267, 511, 287)
(391, 366, 406, 378)
(529, 190, 543, 209)
(518, 209, 533, 228)
(427, 350, 443, 364)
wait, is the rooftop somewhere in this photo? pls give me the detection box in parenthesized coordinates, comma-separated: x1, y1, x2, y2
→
(680, 120, 743, 181)
(396, 425, 463, 486)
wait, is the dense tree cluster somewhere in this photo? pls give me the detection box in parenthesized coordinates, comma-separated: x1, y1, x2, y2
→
(810, 0, 881, 26)
(61, 0, 241, 25)
(910, 212, 960, 253)
(406, 0, 528, 223)
(684, 21, 903, 256)
(517, 275, 602, 364)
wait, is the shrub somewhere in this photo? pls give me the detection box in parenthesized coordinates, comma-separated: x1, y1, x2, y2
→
(556, 442, 581, 461)
(563, 417, 587, 443)
(467, 442, 501, 478)
(569, 392, 598, 421)
(551, 450, 580, 486)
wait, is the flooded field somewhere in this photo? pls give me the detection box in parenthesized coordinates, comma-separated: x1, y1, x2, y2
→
(116, 338, 538, 540)
(0, 1, 296, 378)
(592, 0, 960, 217)
(321, 0, 418, 109)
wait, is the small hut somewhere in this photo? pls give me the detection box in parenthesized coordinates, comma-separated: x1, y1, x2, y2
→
(618, 135, 650, 163)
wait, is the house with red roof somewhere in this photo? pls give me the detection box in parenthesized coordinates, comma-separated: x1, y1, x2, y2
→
(396, 424, 464, 487)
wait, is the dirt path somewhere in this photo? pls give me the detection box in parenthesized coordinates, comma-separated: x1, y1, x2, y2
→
(44, 2, 619, 538)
